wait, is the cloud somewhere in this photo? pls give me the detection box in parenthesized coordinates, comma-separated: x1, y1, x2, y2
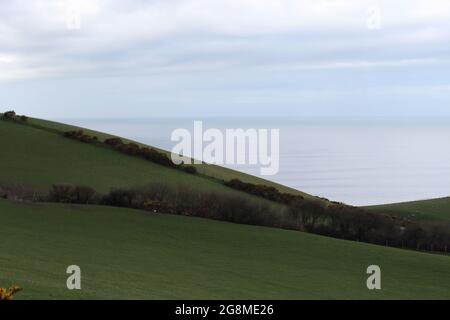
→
(1, 0, 450, 118)
(0, 0, 450, 81)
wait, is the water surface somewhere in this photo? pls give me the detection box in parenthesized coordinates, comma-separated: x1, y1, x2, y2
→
(59, 117, 450, 206)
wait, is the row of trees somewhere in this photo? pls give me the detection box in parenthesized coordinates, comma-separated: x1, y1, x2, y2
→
(64, 130, 197, 174)
(41, 182, 450, 253)
(223, 178, 450, 253)
(44, 183, 283, 227)
(225, 178, 305, 204)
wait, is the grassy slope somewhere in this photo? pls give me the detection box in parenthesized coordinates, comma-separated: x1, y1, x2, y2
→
(1, 199, 449, 300)
(1, 115, 449, 299)
(0, 119, 252, 197)
(27, 117, 312, 198)
(366, 197, 450, 223)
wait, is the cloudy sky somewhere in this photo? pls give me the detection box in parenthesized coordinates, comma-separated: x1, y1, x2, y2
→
(1, 0, 450, 118)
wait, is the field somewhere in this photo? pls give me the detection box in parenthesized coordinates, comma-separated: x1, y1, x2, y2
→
(25, 117, 310, 198)
(366, 198, 450, 223)
(1, 199, 449, 300)
(0, 118, 247, 196)
(0, 115, 449, 300)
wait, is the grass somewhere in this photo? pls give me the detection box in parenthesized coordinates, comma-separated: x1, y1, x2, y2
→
(1, 114, 450, 300)
(0, 119, 244, 196)
(1, 199, 449, 300)
(26, 116, 312, 198)
(366, 198, 450, 223)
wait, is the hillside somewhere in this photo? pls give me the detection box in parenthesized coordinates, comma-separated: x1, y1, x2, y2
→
(25, 116, 312, 198)
(1, 199, 449, 300)
(366, 197, 450, 223)
(0, 118, 234, 194)
(1, 114, 450, 300)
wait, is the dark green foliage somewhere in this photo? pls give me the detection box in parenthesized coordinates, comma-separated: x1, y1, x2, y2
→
(225, 178, 304, 204)
(3, 110, 16, 118)
(225, 179, 450, 253)
(101, 188, 137, 207)
(139, 147, 175, 167)
(1, 110, 28, 123)
(66, 133, 182, 170)
(181, 165, 197, 174)
(104, 137, 124, 147)
(48, 184, 97, 204)
(63, 130, 98, 143)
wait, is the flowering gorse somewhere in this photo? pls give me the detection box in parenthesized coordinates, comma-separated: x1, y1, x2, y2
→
(0, 285, 22, 300)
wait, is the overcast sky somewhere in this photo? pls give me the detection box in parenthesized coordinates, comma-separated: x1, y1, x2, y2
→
(1, 0, 450, 119)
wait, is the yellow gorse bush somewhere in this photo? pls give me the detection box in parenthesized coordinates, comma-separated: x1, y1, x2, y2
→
(0, 285, 22, 300)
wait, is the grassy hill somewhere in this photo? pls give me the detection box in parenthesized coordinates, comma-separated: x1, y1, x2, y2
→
(25, 116, 311, 198)
(0, 118, 233, 194)
(366, 197, 450, 223)
(1, 114, 449, 300)
(1, 199, 449, 300)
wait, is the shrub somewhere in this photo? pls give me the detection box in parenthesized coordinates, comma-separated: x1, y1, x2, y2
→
(48, 184, 74, 203)
(117, 143, 140, 155)
(143, 200, 173, 213)
(140, 147, 175, 167)
(102, 188, 137, 207)
(182, 165, 197, 174)
(2, 110, 16, 119)
(104, 138, 124, 147)
(48, 184, 97, 204)
(1, 111, 28, 122)
(224, 178, 303, 204)
(72, 186, 97, 204)
(63, 130, 98, 144)
(0, 285, 22, 300)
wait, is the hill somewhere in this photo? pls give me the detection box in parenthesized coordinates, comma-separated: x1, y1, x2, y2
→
(25, 116, 312, 198)
(1, 113, 449, 299)
(1, 199, 449, 300)
(366, 197, 450, 223)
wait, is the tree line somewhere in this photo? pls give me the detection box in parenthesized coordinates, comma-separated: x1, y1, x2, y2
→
(2, 181, 448, 253)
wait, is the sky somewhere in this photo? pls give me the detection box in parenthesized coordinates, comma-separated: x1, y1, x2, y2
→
(1, 0, 450, 119)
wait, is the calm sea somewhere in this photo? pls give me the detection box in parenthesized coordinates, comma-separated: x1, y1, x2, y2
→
(58, 117, 450, 206)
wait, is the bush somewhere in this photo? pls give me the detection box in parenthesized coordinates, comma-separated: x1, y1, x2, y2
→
(48, 184, 97, 204)
(48, 184, 74, 203)
(102, 188, 137, 207)
(1, 111, 28, 123)
(63, 130, 98, 144)
(182, 166, 197, 174)
(104, 138, 124, 147)
(72, 186, 97, 204)
(140, 147, 175, 167)
(224, 178, 303, 204)
(117, 143, 141, 156)
(3, 110, 16, 119)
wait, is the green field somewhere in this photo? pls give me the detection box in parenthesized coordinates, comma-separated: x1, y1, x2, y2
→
(0, 118, 251, 197)
(1, 199, 449, 300)
(25, 117, 311, 198)
(366, 198, 450, 223)
(0, 115, 449, 300)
